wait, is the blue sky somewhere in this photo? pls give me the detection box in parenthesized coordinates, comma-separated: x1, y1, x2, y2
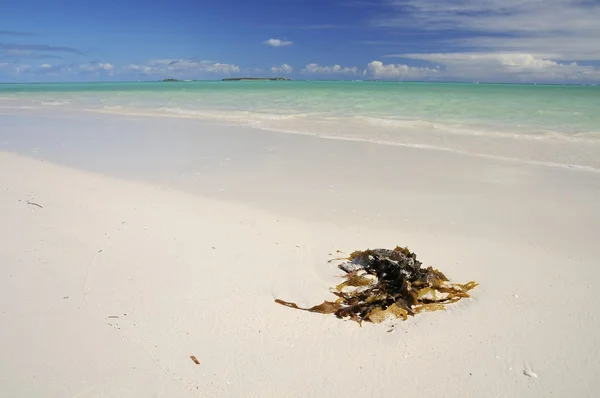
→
(1, 0, 600, 83)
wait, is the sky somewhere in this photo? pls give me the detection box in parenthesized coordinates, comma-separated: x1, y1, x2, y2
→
(1, 0, 600, 83)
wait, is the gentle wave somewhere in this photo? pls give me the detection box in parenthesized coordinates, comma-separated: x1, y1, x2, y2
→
(152, 107, 600, 145)
(252, 125, 600, 173)
(351, 115, 599, 144)
(41, 101, 71, 106)
(0, 105, 36, 109)
(82, 105, 600, 173)
(159, 107, 311, 121)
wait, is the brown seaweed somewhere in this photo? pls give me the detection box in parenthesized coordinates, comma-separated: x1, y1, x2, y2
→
(274, 299, 341, 314)
(275, 246, 477, 324)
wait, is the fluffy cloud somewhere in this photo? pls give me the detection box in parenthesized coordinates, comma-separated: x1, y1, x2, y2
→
(397, 53, 600, 82)
(296, 57, 599, 82)
(36, 63, 70, 75)
(264, 38, 293, 47)
(206, 63, 240, 74)
(123, 59, 240, 76)
(79, 62, 114, 76)
(0, 63, 49, 75)
(123, 63, 154, 74)
(301, 63, 361, 75)
(3, 62, 116, 77)
(1, 58, 242, 80)
(299, 62, 440, 80)
(374, 0, 600, 61)
(366, 61, 439, 79)
(368, 1, 600, 81)
(271, 64, 293, 74)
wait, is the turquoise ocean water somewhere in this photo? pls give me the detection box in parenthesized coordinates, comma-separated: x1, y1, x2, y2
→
(2, 81, 600, 170)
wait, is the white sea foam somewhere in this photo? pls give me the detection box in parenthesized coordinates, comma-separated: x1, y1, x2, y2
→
(159, 107, 310, 122)
(0, 105, 36, 109)
(41, 101, 70, 106)
(351, 115, 598, 143)
(74, 104, 600, 172)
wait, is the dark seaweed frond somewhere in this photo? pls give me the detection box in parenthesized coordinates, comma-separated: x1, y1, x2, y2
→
(275, 246, 477, 324)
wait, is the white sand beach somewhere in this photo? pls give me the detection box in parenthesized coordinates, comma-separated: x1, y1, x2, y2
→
(1, 109, 599, 397)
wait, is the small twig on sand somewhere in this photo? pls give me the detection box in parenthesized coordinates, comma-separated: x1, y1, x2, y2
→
(27, 201, 43, 209)
(190, 356, 200, 365)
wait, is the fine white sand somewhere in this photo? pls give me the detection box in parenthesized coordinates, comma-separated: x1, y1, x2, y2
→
(1, 110, 599, 397)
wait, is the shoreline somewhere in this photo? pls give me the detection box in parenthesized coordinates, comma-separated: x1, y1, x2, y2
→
(3, 106, 600, 173)
(86, 107, 600, 173)
(2, 109, 599, 254)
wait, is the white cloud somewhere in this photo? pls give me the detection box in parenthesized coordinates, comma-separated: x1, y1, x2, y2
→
(0, 61, 122, 79)
(368, 1, 600, 81)
(374, 0, 600, 61)
(123, 63, 154, 74)
(123, 59, 240, 76)
(205, 63, 240, 74)
(366, 60, 440, 79)
(271, 64, 293, 74)
(151, 59, 240, 74)
(396, 52, 600, 82)
(0, 62, 65, 76)
(78, 62, 114, 76)
(302, 63, 361, 75)
(264, 38, 293, 47)
(299, 62, 441, 80)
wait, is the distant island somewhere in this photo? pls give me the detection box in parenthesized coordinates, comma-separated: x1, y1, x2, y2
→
(222, 77, 291, 81)
(161, 79, 197, 82)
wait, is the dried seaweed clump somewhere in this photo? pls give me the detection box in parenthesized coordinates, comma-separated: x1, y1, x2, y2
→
(275, 246, 477, 324)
